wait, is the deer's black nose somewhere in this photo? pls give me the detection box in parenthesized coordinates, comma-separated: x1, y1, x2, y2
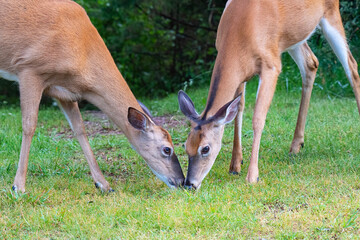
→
(184, 180, 197, 190)
(169, 178, 185, 188)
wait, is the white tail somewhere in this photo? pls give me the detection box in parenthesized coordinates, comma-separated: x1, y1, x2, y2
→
(0, 0, 184, 192)
(178, 0, 360, 189)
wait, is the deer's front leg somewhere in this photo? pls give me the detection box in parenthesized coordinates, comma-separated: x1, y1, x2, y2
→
(246, 65, 280, 183)
(57, 100, 113, 192)
(13, 72, 44, 193)
(229, 83, 246, 174)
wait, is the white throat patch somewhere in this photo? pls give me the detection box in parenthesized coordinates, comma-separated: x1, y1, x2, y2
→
(223, 0, 233, 13)
(0, 70, 19, 82)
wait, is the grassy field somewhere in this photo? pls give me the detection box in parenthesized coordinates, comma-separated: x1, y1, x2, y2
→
(0, 78, 360, 239)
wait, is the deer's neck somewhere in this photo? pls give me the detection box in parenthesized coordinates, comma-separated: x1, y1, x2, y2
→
(202, 52, 252, 118)
(84, 65, 141, 143)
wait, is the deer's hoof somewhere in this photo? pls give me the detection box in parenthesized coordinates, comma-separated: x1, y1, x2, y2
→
(95, 182, 113, 193)
(245, 174, 259, 184)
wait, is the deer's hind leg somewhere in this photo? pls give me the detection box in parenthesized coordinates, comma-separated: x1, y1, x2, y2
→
(288, 43, 319, 154)
(320, 10, 360, 114)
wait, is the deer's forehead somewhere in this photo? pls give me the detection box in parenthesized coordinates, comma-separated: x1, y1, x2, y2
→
(186, 132, 201, 156)
(161, 128, 172, 142)
(186, 128, 208, 155)
(154, 127, 173, 145)
(145, 126, 173, 145)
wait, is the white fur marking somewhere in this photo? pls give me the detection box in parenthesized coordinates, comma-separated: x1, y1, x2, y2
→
(320, 18, 353, 86)
(288, 46, 307, 83)
(0, 70, 19, 82)
(256, 78, 262, 100)
(57, 100, 74, 131)
(236, 83, 245, 146)
(236, 111, 244, 146)
(223, 0, 233, 13)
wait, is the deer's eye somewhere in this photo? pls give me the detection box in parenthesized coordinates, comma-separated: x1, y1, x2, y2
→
(162, 146, 172, 157)
(201, 146, 210, 156)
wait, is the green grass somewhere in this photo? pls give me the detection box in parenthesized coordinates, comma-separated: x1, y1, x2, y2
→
(1, 78, 360, 239)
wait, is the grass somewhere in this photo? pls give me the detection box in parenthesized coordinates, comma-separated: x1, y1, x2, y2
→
(1, 74, 360, 238)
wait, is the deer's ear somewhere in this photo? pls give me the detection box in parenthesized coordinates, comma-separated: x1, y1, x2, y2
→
(178, 90, 200, 121)
(212, 94, 242, 125)
(128, 107, 154, 131)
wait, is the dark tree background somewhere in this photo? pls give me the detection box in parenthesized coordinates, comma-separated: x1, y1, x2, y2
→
(0, 0, 359, 102)
(75, 0, 225, 97)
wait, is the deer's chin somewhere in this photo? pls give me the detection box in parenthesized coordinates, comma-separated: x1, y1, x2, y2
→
(146, 165, 174, 188)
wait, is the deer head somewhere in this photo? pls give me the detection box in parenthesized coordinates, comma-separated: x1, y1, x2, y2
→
(178, 90, 241, 190)
(128, 102, 185, 188)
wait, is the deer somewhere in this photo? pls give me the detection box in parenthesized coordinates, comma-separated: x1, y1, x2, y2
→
(0, 0, 185, 193)
(178, 0, 360, 190)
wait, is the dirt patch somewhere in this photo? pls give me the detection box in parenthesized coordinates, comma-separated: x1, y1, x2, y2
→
(264, 200, 286, 213)
(56, 110, 188, 138)
(263, 199, 309, 220)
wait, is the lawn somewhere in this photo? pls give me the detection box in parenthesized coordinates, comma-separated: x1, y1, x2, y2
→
(0, 78, 359, 239)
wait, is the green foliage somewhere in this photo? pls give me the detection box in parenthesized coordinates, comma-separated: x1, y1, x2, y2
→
(0, 0, 359, 100)
(74, 0, 225, 97)
(73, 0, 360, 97)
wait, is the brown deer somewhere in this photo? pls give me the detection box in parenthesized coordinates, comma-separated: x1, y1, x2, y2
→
(178, 0, 360, 189)
(0, 0, 184, 193)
